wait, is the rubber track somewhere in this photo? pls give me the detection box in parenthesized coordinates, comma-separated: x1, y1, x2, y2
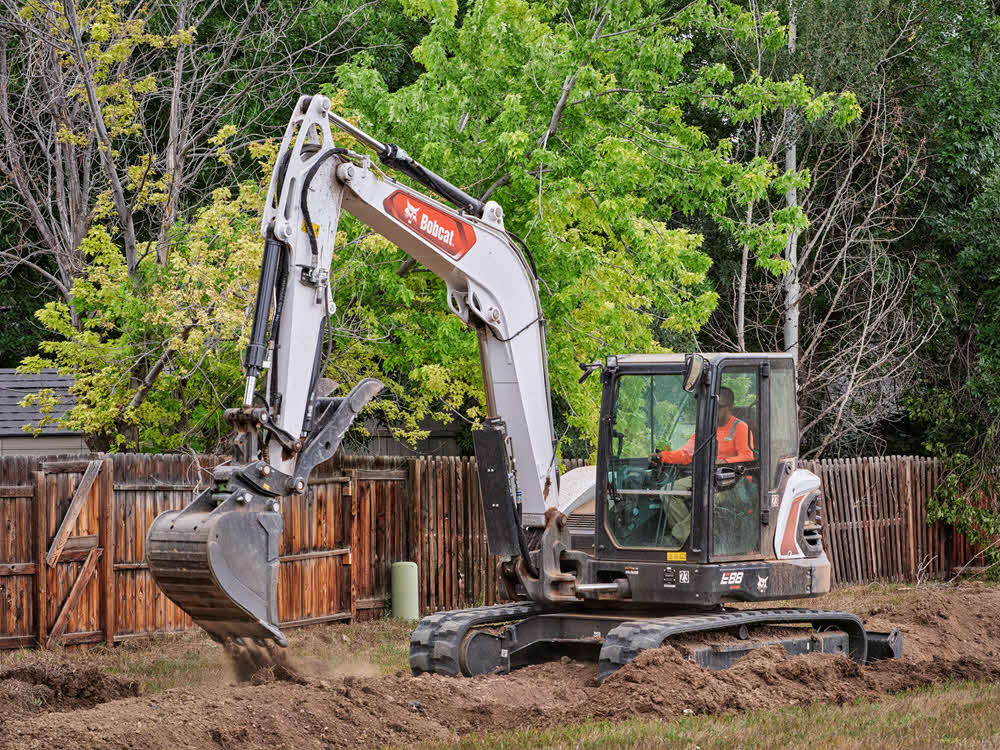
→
(409, 602, 544, 676)
(598, 608, 867, 680)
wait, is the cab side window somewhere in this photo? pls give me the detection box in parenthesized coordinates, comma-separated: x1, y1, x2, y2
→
(768, 359, 798, 491)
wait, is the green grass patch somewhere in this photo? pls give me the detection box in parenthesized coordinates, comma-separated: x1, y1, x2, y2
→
(411, 682, 1000, 750)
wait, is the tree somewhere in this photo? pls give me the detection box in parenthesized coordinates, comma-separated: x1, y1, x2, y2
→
(328, 0, 856, 454)
(700, 0, 936, 456)
(3, 0, 423, 445)
(0, 0, 412, 290)
(20, 0, 858, 453)
(900, 0, 1000, 564)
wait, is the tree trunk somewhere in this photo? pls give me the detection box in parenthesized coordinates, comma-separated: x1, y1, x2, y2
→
(156, 0, 188, 266)
(782, 0, 800, 361)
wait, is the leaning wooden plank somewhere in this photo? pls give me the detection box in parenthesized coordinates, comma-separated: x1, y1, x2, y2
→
(46, 547, 101, 648)
(45, 461, 101, 567)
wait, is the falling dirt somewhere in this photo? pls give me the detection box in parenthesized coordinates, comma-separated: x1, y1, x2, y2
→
(223, 638, 308, 685)
(5, 582, 1000, 749)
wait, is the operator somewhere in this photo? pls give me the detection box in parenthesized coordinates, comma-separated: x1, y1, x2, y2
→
(649, 387, 754, 545)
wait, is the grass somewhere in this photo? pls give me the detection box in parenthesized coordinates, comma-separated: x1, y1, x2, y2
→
(410, 682, 1000, 750)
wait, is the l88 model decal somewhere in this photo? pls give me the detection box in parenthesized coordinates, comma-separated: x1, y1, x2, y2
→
(720, 571, 744, 587)
(383, 190, 477, 259)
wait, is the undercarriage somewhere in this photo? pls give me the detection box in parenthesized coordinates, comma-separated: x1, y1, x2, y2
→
(410, 603, 903, 680)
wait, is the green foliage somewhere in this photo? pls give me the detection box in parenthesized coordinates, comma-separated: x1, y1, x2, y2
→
(327, 0, 854, 455)
(20, 173, 267, 451)
(902, 0, 1000, 568)
(19, 0, 856, 455)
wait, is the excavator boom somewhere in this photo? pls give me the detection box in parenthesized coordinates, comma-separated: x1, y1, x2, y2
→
(147, 95, 562, 644)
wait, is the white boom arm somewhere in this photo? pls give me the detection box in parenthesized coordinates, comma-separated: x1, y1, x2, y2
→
(256, 95, 559, 525)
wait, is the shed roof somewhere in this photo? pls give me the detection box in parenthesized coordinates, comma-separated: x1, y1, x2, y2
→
(0, 369, 81, 437)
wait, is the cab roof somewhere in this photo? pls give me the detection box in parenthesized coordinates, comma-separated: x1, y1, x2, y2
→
(611, 352, 795, 366)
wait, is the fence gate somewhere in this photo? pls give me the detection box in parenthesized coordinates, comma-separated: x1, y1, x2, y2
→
(35, 458, 114, 648)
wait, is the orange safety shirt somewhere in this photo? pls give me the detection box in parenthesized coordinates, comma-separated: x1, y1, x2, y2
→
(660, 416, 754, 465)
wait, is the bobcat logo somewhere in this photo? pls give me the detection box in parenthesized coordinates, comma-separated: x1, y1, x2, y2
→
(757, 575, 768, 594)
(403, 201, 419, 223)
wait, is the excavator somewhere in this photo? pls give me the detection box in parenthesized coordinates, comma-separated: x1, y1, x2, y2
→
(146, 95, 902, 679)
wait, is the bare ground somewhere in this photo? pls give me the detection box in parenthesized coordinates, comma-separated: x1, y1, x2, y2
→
(3, 581, 1000, 750)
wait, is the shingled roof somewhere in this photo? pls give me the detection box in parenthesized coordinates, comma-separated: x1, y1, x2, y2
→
(0, 369, 81, 437)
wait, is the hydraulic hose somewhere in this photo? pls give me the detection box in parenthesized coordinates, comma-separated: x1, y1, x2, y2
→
(243, 234, 284, 404)
(377, 143, 485, 217)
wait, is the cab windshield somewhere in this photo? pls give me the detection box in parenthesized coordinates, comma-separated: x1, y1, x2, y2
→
(606, 373, 697, 550)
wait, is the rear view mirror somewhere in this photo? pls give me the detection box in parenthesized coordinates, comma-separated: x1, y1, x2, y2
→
(578, 361, 602, 384)
(683, 354, 707, 392)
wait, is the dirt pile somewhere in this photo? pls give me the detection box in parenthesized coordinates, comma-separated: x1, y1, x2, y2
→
(857, 582, 1000, 661)
(0, 663, 139, 720)
(4, 582, 1000, 750)
(584, 644, 1000, 722)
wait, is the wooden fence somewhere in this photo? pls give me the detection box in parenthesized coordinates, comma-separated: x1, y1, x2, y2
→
(801, 456, 964, 583)
(0, 452, 980, 648)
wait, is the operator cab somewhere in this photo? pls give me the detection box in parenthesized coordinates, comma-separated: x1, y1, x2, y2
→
(588, 353, 799, 566)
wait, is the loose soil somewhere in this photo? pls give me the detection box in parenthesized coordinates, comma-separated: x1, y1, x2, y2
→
(0, 663, 139, 719)
(4, 582, 1000, 750)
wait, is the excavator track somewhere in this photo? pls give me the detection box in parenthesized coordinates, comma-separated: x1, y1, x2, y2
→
(598, 607, 874, 680)
(409, 604, 901, 680)
(409, 602, 546, 676)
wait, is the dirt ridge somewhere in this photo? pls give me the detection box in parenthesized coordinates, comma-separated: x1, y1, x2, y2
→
(4, 582, 1000, 750)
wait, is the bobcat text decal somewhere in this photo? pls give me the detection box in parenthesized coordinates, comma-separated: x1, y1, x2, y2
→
(383, 190, 477, 259)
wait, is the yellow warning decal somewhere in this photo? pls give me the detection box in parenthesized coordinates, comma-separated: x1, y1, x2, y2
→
(301, 219, 320, 237)
(667, 551, 687, 562)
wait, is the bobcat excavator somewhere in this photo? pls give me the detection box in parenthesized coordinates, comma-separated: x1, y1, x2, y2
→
(146, 95, 902, 679)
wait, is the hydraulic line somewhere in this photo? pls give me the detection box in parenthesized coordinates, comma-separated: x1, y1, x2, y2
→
(243, 234, 284, 404)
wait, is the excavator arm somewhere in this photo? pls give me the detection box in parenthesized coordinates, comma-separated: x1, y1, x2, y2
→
(147, 94, 563, 646)
(261, 95, 561, 524)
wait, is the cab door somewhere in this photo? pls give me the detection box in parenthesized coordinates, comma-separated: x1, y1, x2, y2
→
(710, 359, 768, 561)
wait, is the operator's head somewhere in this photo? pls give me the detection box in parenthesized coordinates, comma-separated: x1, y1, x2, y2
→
(718, 387, 735, 427)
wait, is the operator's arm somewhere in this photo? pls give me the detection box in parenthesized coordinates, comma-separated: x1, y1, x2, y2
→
(659, 433, 696, 464)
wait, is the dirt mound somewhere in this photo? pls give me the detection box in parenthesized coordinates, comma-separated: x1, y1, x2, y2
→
(0, 662, 139, 719)
(5, 582, 1000, 749)
(584, 644, 1000, 722)
(856, 582, 1000, 662)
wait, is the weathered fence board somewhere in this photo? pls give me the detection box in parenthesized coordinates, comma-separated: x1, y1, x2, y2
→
(800, 456, 963, 583)
(0, 452, 983, 648)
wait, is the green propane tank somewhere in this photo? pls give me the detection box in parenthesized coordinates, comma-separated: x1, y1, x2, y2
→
(391, 561, 419, 620)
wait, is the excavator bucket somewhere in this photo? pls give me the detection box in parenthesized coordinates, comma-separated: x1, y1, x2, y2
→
(146, 490, 286, 645)
(146, 379, 384, 646)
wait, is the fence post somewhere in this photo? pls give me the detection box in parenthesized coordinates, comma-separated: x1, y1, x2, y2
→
(33, 470, 47, 647)
(904, 458, 916, 579)
(98, 457, 115, 645)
